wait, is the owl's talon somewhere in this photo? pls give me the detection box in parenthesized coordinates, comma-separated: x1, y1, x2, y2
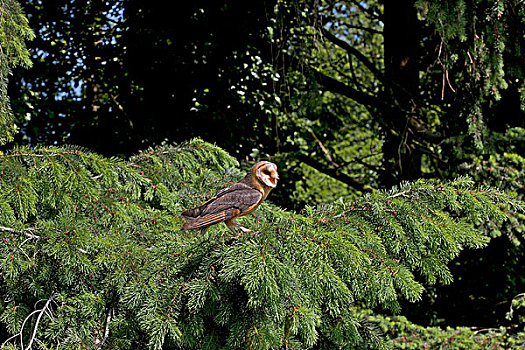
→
(222, 229, 239, 237)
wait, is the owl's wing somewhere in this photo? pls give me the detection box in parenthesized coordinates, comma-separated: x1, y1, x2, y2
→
(181, 183, 262, 230)
(181, 182, 251, 218)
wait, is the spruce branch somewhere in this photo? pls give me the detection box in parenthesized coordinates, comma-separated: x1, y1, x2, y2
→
(0, 140, 521, 349)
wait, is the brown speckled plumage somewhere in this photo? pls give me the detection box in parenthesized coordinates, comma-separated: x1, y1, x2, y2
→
(181, 161, 279, 234)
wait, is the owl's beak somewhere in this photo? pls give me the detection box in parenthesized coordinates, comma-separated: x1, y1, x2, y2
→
(270, 172, 279, 186)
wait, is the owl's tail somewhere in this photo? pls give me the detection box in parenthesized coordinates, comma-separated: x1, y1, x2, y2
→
(181, 211, 227, 230)
(181, 207, 202, 219)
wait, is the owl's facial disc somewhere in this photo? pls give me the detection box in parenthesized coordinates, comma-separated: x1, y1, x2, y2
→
(256, 162, 279, 188)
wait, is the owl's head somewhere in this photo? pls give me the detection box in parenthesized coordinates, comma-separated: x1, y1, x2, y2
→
(253, 161, 279, 188)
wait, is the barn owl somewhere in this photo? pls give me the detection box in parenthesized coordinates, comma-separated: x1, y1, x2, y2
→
(181, 161, 279, 234)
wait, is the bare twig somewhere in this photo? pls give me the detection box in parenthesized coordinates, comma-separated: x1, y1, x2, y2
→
(309, 130, 339, 167)
(26, 298, 54, 350)
(445, 69, 456, 93)
(506, 292, 525, 320)
(0, 227, 41, 262)
(97, 308, 113, 349)
(472, 327, 500, 334)
(441, 69, 446, 100)
(437, 40, 443, 61)
(17, 240, 32, 261)
(388, 189, 414, 199)
(0, 226, 41, 240)
(1, 296, 55, 350)
(0, 226, 89, 255)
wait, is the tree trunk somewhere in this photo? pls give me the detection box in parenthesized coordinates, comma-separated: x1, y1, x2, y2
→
(381, 0, 423, 187)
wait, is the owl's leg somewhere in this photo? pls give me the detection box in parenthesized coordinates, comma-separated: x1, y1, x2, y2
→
(224, 218, 251, 235)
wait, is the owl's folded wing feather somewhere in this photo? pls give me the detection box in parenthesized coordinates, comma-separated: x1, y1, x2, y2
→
(181, 182, 252, 218)
(181, 185, 262, 230)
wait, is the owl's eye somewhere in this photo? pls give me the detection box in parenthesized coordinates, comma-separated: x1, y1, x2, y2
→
(262, 170, 271, 175)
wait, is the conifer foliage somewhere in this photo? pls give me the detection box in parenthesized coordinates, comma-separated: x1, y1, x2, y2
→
(0, 0, 33, 146)
(0, 138, 522, 349)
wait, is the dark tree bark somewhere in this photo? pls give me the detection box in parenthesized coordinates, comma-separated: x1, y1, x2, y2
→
(381, 0, 423, 186)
